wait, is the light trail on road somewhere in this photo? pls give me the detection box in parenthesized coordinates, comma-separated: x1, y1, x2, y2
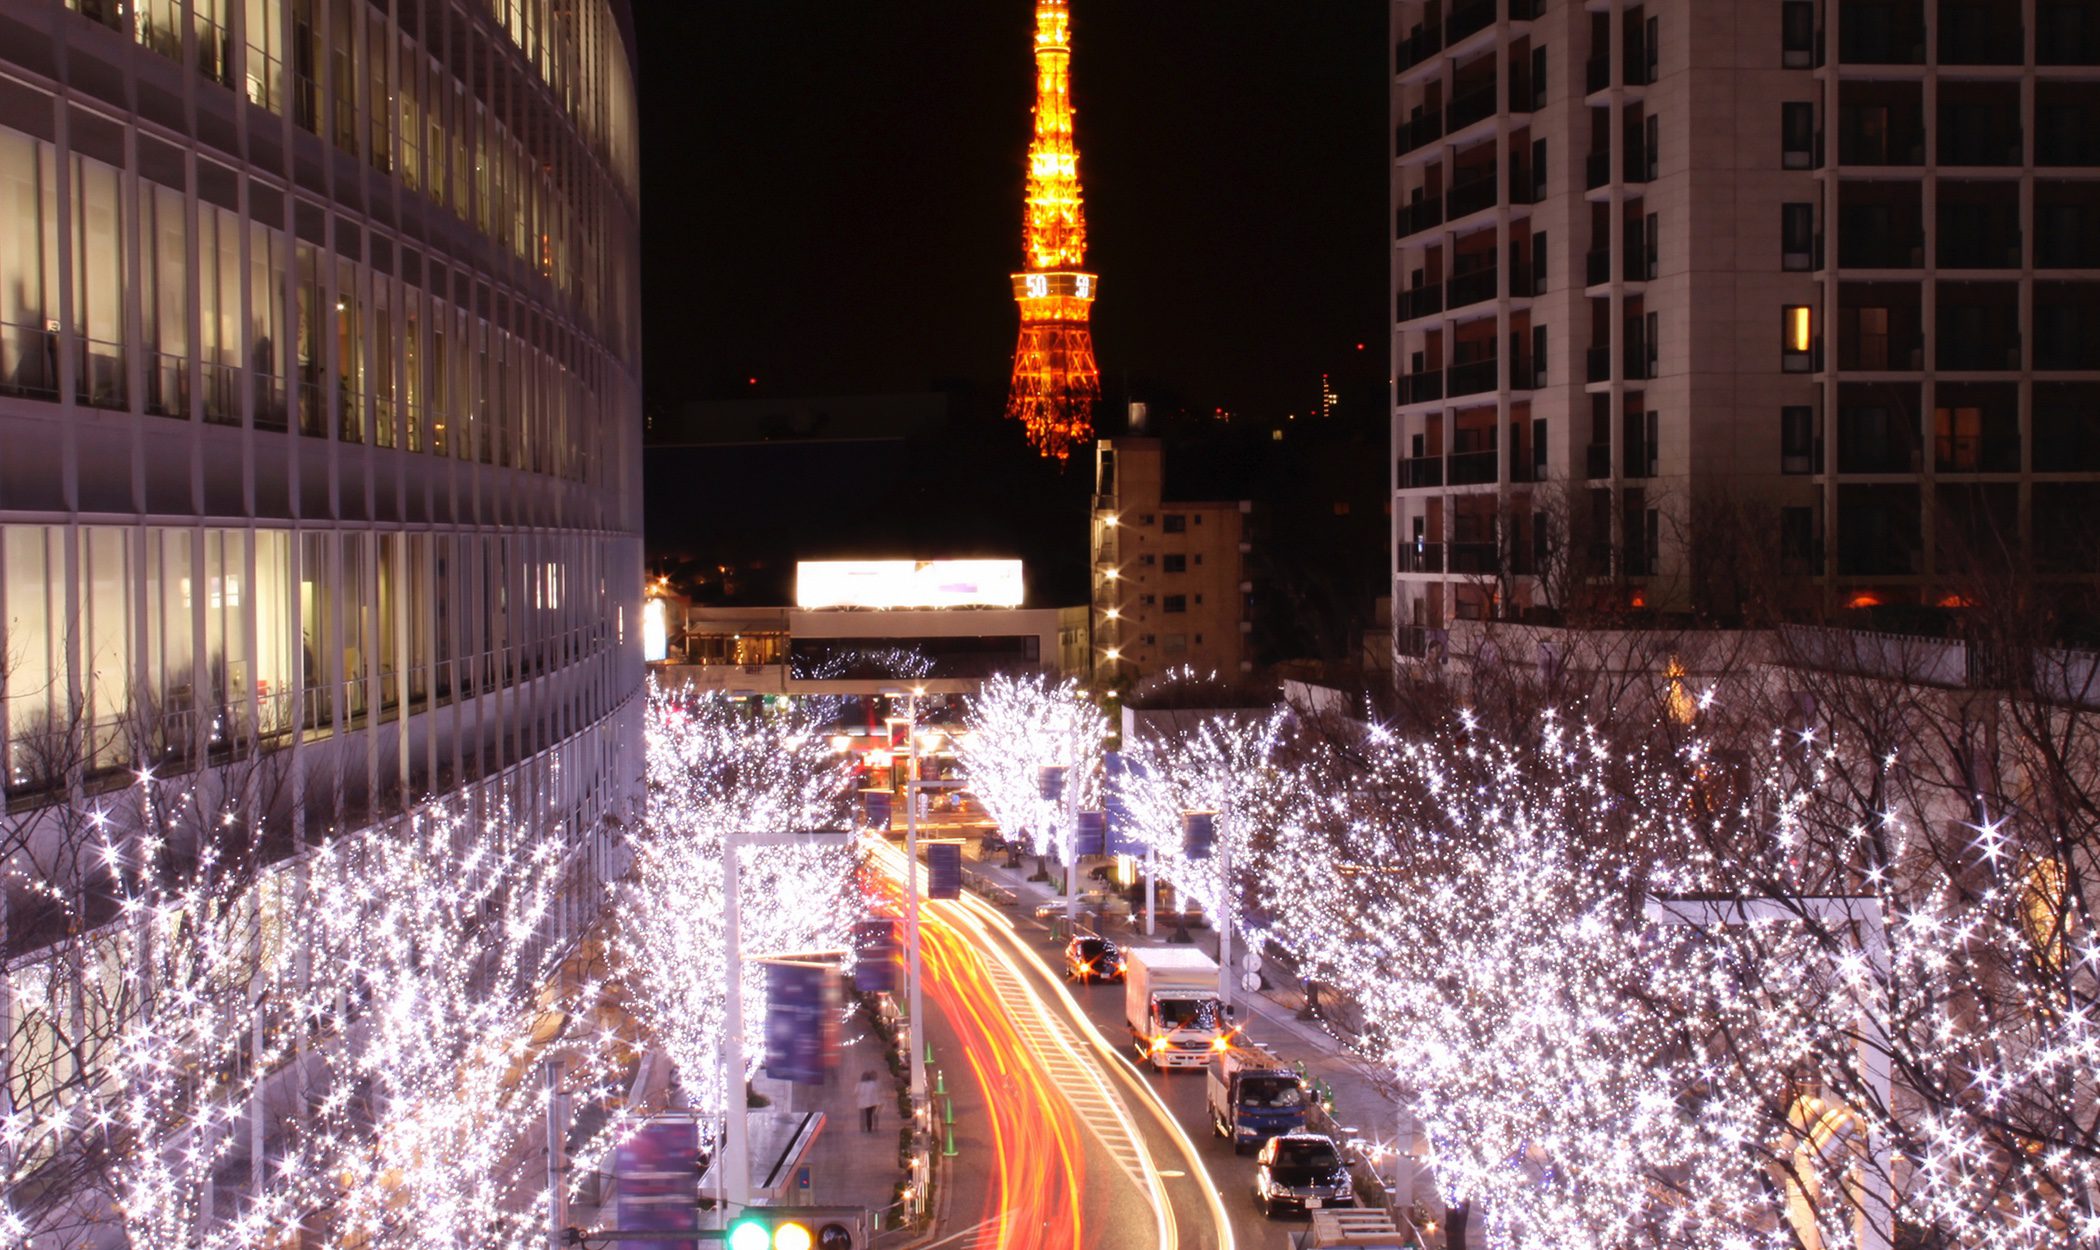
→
(870, 840, 1235, 1250)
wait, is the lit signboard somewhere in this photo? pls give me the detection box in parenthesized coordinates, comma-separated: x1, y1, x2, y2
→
(641, 598, 669, 662)
(796, 560, 1025, 610)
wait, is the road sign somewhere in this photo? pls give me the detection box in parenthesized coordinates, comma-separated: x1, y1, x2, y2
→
(1037, 764, 1067, 802)
(926, 842, 963, 899)
(1073, 809, 1106, 857)
(763, 960, 840, 1085)
(1240, 971, 1262, 993)
(1241, 950, 1263, 974)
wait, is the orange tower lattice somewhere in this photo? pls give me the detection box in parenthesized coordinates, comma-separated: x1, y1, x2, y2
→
(1005, 0, 1100, 463)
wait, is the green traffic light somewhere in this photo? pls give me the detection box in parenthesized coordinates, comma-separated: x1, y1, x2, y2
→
(726, 1218, 771, 1250)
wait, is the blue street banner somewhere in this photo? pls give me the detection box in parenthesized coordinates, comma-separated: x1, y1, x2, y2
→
(852, 919, 901, 994)
(1104, 752, 1145, 856)
(763, 960, 840, 1085)
(1073, 809, 1106, 858)
(1182, 810, 1216, 861)
(926, 842, 963, 899)
(861, 788, 892, 829)
(616, 1119, 699, 1250)
(1036, 764, 1066, 802)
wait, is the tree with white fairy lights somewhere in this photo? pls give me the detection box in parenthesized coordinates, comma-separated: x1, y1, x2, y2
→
(957, 673, 1106, 864)
(1114, 701, 1289, 922)
(1259, 679, 2100, 1250)
(612, 682, 860, 1148)
(103, 794, 616, 1250)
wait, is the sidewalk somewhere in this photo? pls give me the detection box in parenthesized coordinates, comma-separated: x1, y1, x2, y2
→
(953, 835, 1421, 1200)
(749, 1023, 910, 1218)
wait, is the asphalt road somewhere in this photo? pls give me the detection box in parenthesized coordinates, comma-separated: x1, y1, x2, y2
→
(1002, 914, 1311, 1250)
(877, 841, 1239, 1250)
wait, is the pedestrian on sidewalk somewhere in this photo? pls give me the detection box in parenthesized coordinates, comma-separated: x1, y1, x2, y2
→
(856, 1069, 883, 1133)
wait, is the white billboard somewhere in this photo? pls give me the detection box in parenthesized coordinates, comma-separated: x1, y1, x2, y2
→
(796, 560, 1025, 610)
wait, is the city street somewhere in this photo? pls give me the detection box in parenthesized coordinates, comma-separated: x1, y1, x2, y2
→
(876, 831, 1402, 1250)
(872, 840, 1240, 1250)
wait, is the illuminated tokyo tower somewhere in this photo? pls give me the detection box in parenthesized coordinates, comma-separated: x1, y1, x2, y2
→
(1005, 0, 1101, 463)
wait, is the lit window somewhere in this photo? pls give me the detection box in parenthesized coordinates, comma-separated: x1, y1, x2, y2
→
(1783, 305, 1816, 371)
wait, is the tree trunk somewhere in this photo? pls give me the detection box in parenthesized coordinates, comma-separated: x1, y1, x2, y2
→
(1445, 1201, 1470, 1250)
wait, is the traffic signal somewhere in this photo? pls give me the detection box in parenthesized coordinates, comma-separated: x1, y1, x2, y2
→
(725, 1207, 866, 1250)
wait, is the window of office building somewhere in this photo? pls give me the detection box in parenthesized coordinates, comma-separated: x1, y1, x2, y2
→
(1164, 595, 1188, 614)
(1782, 202, 1815, 270)
(70, 152, 126, 409)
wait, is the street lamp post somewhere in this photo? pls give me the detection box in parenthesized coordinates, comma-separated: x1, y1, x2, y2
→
(903, 776, 965, 1114)
(718, 828, 856, 1211)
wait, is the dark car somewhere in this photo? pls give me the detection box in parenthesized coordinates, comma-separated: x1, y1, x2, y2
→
(1253, 1133, 1354, 1217)
(1063, 935, 1125, 982)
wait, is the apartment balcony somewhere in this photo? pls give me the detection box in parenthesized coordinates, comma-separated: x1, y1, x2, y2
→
(1623, 342, 1655, 381)
(1512, 356, 1543, 390)
(1398, 456, 1444, 489)
(2038, 2, 2100, 64)
(1586, 346, 1611, 383)
(1398, 283, 1445, 322)
(1938, 0, 2025, 65)
(1938, 234, 2021, 270)
(1395, 109, 1444, 158)
(1397, 196, 1445, 239)
(1446, 0, 1495, 46)
(1446, 173, 1498, 222)
(1447, 357, 1498, 397)
(1934, 435, 2021, 474)
(2037, 91, 2100, 165)
(1446, 266, 1498, 311)
(1396, 541, 1444, 574)
(1840, 235, 1925, 270)
(1585, 54, 1610, 96)
(1448, 448, 1498, 486)
(1585, 443, 1612, 479)
(1400, 370, 1445, 404)
(1586, 150, 1610, 190)
(1585, 248, 1610, 287)
(1838, 1, 1926, 63)
(2038, 229, 2100, 269)
(1446, 80, 1498, 135)
(1448, 542, 1500, 575)
(1395, 23, 1444, 74)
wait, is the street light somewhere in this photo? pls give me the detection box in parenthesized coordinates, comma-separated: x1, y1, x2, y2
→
(902, 776, 966, 1114)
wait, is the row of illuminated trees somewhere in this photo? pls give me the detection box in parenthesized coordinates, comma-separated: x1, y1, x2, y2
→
(960, 660, 2097, 1250)
(0, 679, 864, 1247)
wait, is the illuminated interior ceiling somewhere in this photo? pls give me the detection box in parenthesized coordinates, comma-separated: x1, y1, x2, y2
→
(1005, 0, 1101, 463)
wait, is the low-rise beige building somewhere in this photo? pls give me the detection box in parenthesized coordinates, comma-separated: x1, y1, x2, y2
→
(1090, 438, 1254, 686)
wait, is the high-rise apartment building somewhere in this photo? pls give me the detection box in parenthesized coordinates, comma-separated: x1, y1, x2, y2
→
(1092, 437, 1254, 686)
(0, 0, 645, 913)
(1390, 0, 2100, 642)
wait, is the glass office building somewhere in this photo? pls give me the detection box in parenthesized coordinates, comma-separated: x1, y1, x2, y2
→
(0, 0, 644, 911)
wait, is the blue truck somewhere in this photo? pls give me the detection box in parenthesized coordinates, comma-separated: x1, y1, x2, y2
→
(1206, 1048, 1309, 1153)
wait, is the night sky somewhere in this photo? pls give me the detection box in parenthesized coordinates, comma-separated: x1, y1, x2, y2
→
(633, 2, 1391, 422)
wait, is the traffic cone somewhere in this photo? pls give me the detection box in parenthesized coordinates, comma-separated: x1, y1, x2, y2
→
(943, 1097, 955, 1125)
(942, 1123, 959, 1157)
(935, 1069, 946, 1096)
(924, 1039, 935, 1065)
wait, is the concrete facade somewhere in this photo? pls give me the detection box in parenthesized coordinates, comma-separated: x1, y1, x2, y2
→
(1391, 0, 2100, 648)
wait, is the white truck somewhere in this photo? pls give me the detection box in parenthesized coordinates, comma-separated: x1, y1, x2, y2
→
(1124, 947, 1227, 1070)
